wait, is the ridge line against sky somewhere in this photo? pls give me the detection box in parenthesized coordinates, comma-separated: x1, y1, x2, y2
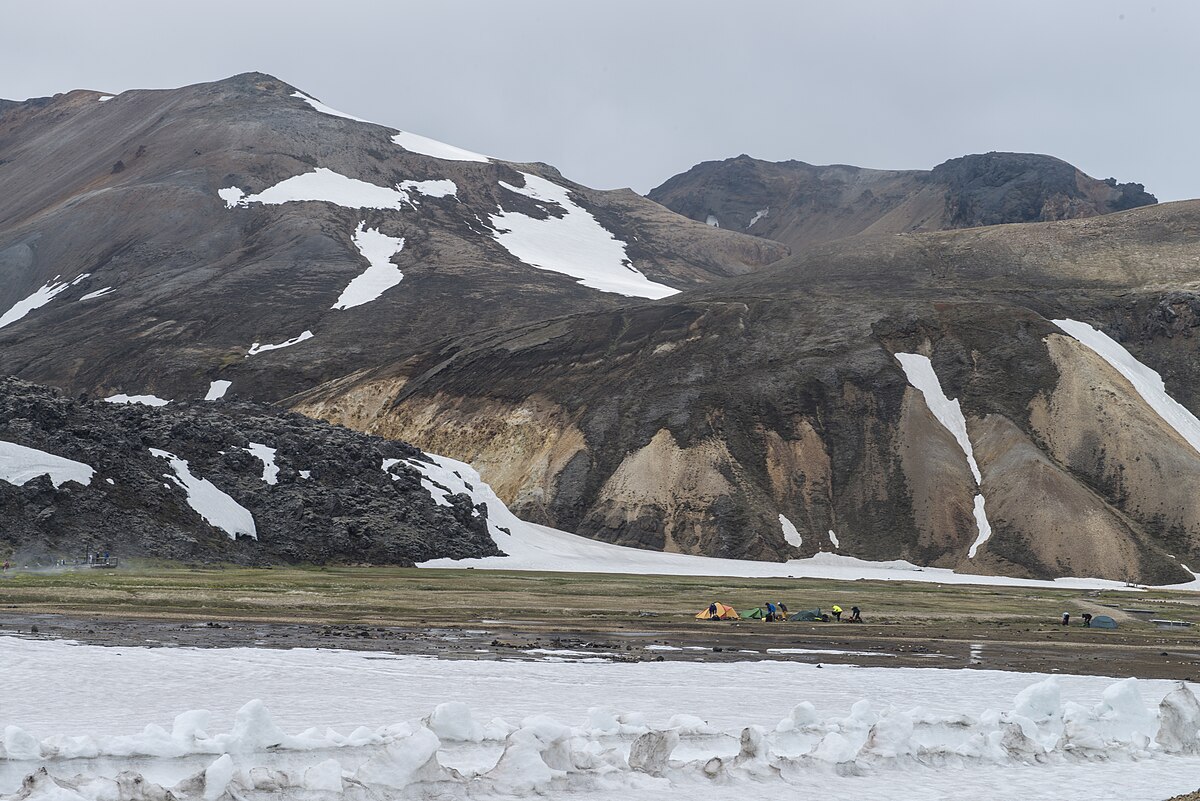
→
(1, 0, 1195, 201)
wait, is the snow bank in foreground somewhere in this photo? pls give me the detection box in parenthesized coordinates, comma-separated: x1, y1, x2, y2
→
(0, 441, 93, 488)
(332, 224, 405, 310)
(1053, 319, 1200, 455)
(3, 640, 1199, 801)
(410, 452, 1144, 590)
(490, 172, 679, 299)
(895, 352, 993, 558)
(149, 448, 256, 540)
(391, 130, 490, 162)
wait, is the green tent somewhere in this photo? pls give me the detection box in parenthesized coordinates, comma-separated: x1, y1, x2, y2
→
(1091, 615, 1118, 629)
(742, 607, 768, 620)
(788, 608, 828, 622)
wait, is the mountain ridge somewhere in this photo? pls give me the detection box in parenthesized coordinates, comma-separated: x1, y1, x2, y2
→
(647, 151, 1156, 251)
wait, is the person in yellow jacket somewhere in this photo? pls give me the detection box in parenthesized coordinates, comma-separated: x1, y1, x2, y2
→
(831, 604, 843, 621)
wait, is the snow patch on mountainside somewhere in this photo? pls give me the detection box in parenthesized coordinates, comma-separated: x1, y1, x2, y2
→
(78, 286, 114, 301)
(0, 277, 78, 329)
(220, 169, 409, 210)
(150, 448, 256, 539)
(104, 394, 171, 407)
(203, 380, 231, 401)
(332, 224, 405, 310)
(221, 169, 456, 212)
(895, 352, 993, 557)
(245, 443, 279, 485)
(291, 91, 375, 124)
(748, 208, 769, 227)
(247, 331, 313, 356)
(0, 441, 94, 488)
(398, 178, 457, 200)
(1053, 319, 1200, 455)
(391, 131, 490, 163)
(490, 172, 679, 299)
(779, 514, 802, 547)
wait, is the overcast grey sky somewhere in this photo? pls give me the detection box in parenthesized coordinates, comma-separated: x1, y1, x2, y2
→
(4, 1, 1196, 199)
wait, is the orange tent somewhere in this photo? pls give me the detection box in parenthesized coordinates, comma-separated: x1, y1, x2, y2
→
(696, 602, 740, 620)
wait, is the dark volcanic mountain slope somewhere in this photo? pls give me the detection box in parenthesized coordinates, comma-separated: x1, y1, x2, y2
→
(0, 73, 785, 404)
(291, 201, 1200, 585)
(647, 152, 1156, 250)
(0, 377, 497, 566)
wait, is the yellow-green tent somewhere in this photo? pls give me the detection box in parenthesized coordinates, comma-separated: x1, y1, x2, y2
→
(696, 602, 740, 620)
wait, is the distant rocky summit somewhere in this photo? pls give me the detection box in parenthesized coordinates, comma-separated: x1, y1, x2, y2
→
(0, 377, 498, 566)
(647, 151, 1156, 250)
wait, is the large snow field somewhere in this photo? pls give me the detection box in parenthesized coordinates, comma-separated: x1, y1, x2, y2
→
(490, 172, 679, 299)
(414, 453, 1200, 591)
(3, 637, 1200, 800)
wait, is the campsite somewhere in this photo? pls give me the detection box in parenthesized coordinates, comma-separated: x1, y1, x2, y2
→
(2, 565, 1198, 680)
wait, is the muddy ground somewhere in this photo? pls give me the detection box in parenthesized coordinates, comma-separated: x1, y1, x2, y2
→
(3, 611, 1199, 681)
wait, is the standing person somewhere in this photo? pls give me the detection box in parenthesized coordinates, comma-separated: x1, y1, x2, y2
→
(849, 606, 862, 622)
(779, 602, 788, 619)
(1061, 612, 1070, 626)
(832, 604, 842, 622)
(708, 602, 718, 619)
(766, 601, 777, 622)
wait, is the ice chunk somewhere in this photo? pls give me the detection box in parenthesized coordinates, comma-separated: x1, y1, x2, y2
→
(1013, 676, 1061, 722)
(427, 702, 484, 742)
(1157, 682, 1200, 753)
(0, 441, 94, 488)
(303, 759, 344, 792)
(627, 729, 679, 776)
(202, 754, 233, 801)
(862, 710, 915, 758)
(4, 725, 43, 760)
(355, 727, 444, 788)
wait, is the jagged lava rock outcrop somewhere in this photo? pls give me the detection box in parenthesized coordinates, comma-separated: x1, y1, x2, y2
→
(0, 377, 498, 565)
